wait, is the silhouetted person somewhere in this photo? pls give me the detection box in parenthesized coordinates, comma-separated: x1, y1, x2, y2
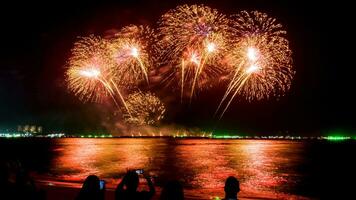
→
(1, 160, 45, 200)
(76, 175, 105, 200)
(0, 161, 15, 199)
(160, 180, 184, 200)
(16, 169, 41, 200)
(115, 170, 155, 200)
(223, 176, 240, 200)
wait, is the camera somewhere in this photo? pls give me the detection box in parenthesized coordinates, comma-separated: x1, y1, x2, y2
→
(135, 169, 144, 174)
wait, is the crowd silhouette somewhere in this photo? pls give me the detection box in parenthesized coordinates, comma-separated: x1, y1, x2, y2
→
(1, 161, 240, 200)
(75, 171, 240, 200)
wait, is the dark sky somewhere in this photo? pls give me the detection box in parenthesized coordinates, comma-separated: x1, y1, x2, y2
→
(0, 0, 352, 135)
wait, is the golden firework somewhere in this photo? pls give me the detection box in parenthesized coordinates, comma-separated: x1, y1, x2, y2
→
(216, 11, 294, 118)
(66, 35, 114, 103)
(123, 92, 166, 125)
(66, 35, 132, 116)
(109, 25, 156, 86)
(157, 4, 232, 101)
(231, 11, 287, 38)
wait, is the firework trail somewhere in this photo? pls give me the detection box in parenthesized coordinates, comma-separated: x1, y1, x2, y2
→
(216, 11, 294, 119)
(109, 25, 156, 86)
(157, 4, 232, 102)
(66, 35, 132, 116)
(65, 8, 296, 124)
(66, 35, 113, 102)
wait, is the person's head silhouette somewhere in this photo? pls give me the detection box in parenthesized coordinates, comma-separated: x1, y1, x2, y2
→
(160, 180, 184, 200)
(77, 175, 103, 200)
(124, 171, 139, 192)
(224, 176, 240, 199)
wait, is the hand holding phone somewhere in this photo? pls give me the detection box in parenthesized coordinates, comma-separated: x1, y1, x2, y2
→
(99, 180, 105, 190)
(135, 169, 144, 174)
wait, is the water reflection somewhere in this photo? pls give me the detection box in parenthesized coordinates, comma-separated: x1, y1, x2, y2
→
(173, 140, 236, 199)
(45, 139, 308, 199)
(237, 141, 285, 198)
(52, 139, 159, 186)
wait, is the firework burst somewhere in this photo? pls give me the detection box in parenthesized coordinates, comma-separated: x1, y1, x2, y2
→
(123, 92, 166, 125)
(66, 35, 114, 103)
(66, 35, 132, 115)
(216, 11, 294, 118)
(109, 25, 156, 86)
(157, 4, 232, 101)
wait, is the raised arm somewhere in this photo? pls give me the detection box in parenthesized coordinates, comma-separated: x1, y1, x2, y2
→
(115, 175, 127, 200)
(145, 175, 155, 197)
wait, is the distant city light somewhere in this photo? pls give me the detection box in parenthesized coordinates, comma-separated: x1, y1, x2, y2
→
(0, 128, 354, 141)
(326, 136, 351, 141)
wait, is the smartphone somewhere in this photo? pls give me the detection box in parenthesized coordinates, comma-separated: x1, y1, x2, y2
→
(99, 180, 105, 190)
(135, 169, 144, 174)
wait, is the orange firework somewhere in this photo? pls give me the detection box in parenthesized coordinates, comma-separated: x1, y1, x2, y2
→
(66, 35, 114, 103)
(66, 35, 131, 116)
(109, 25, 156, 87)
(157, 4, 232, 102)
(216, 11, 294, 118)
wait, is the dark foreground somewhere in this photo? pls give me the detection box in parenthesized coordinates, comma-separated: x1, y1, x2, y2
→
(1, 138, 356, 199)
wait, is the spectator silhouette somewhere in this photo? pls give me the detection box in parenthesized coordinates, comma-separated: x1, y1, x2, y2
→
(76, 175, 105, 200)
(0, 160, 45, 200)
(223, 176, 240, 200)
(115, 170, 155, 200)
(0, 161, 14, 199)
(160, 180, 184, 200)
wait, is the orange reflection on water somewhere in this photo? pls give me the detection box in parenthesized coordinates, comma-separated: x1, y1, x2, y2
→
(44, 139, 309, 199)
(233, 140, 304, 199)
(52, 139, 157, 187)
(53, 139, 102, 179)
(174, 140, 236, 199)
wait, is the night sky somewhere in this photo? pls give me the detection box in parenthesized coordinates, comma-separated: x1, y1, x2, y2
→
(0, 0, 352, 135)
